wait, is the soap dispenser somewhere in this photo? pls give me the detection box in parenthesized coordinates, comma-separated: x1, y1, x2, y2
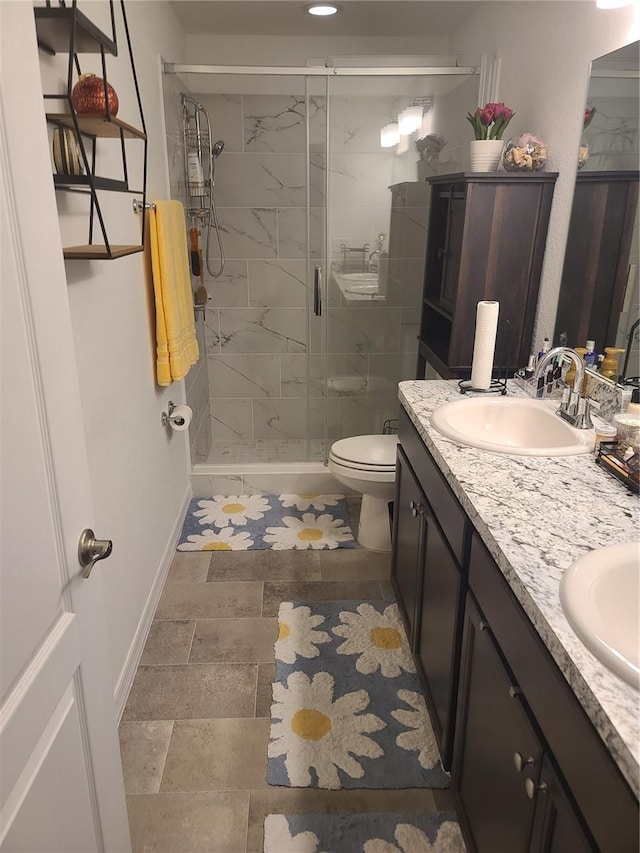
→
(599, 347, 625, 381)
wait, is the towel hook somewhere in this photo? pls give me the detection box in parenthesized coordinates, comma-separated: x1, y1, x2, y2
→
(132, 198, 155, 214)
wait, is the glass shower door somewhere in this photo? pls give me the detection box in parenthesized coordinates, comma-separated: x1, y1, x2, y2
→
(318, 72, 437, 451)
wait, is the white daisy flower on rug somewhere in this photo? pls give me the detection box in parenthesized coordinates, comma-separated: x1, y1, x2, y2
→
(333, 603, 416, 678)
(391, 690, 443, 771)
(263, 815, 325, 853)
(363, 821, 466, 853)
(279, 494, 342, 512)
(269, 670, 386, 789)
(276, 603, 331, 664)
(264, 513, 354, 550)
(192, 494, 271, 528)
(177, 527, 253, 552)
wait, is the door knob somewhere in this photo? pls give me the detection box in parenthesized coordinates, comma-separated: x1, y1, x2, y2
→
(409, 500, 423, 518)
(513, 752, 536, 773)
(78, 528, 113, 579)
(525, 778, 548, 799)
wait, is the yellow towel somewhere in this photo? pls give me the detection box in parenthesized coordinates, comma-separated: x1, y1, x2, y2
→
(149, 200, 199, 386)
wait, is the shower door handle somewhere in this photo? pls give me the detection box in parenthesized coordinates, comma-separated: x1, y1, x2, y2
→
(313, 266, 322, 316)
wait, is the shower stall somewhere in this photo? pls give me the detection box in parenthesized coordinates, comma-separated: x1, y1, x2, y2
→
(161, 58, 482, 492)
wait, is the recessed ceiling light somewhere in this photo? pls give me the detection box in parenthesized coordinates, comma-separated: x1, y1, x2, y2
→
(306, 4, 340, 16)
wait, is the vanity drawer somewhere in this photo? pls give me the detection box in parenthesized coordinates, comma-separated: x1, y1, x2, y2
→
(398, 406, 467, 565)
(468, 532, 639, 853)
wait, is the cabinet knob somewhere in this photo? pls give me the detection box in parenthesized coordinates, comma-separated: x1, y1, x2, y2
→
(513, 752, 536, 773)
(508, 685, 523, 699)
(437, 247, 447, 260)
(525, 778, 548, 799)
(409, 500, 423, 518)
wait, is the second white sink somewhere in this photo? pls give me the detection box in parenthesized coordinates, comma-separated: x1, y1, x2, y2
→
(430, 396, 594, 456)
(560, 542, 639, 689)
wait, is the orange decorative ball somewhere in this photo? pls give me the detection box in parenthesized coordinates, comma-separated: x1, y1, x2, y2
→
(71, 73, 119, 117)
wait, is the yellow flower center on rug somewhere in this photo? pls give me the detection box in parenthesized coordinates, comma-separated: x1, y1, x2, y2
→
(203, 542, 233, 550)
(370, 627, 402, 649)
(278, 622, 291, 640)
(291, 708, 332, 740)
(297, 528, 323, 542)
(222, 502, 245, 514)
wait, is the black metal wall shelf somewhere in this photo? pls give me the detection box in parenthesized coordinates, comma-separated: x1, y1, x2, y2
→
(35, 4, 117, 56)
(36, 0, 148, 261)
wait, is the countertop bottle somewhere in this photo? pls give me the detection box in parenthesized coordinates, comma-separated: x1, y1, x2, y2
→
(599, 347, 625, 381)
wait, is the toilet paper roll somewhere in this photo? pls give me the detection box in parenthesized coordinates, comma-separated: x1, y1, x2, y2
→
(169, 404, 192, 431)
(470, 301, 500, 390)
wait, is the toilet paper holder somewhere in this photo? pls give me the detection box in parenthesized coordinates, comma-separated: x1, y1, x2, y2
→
(161, 401, 186, 428)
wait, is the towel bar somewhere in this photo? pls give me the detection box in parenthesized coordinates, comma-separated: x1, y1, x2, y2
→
(132, 198, 155, 214)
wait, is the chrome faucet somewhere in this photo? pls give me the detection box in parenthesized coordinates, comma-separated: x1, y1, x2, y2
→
(533, 347, 593, 429)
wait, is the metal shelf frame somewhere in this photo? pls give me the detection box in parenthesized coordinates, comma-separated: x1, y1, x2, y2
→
(36, 0, 148, 259)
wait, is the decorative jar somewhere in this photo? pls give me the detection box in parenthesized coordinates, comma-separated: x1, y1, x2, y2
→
(71, 73, 119, 117)
(502, 133, 548, 172)
(578, 140, 590, 170)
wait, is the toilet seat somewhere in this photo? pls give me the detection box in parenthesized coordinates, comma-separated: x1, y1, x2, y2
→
(329, 435, 398, 471)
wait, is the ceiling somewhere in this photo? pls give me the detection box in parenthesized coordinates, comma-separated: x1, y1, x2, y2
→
(168, 1, 483, 37)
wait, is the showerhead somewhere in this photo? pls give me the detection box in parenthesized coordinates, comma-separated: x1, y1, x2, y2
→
(213, 139, 225, 158)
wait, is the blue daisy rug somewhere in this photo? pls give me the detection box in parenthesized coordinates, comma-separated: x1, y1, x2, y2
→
(177, 494, 356, 551)
(268, 600, 450, 790)
(263, 812, 466, 852)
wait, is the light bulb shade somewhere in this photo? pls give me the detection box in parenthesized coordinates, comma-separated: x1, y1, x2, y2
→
(380, 122, 400, 148)
(398, 105, 424, 135)
(306, 3, 340, 15)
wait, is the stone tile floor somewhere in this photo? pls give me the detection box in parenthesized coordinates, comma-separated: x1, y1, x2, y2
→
(119, 498, 454, 852)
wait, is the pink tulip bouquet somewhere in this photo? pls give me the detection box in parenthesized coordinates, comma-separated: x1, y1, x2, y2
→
(466, 102, 515, 140)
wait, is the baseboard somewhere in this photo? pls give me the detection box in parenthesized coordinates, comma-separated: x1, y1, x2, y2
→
(113, 483, 192, 721)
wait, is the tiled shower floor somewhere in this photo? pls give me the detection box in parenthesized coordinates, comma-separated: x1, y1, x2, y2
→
(207, 439, 328, 465)
(119, 498, 454, 852)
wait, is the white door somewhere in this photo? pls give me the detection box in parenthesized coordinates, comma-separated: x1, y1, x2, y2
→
(0, 5, 130, 851)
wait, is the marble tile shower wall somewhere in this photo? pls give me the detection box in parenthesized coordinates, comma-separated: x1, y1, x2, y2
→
(196, 92, 421, 445)
(162, 75, 211, 463)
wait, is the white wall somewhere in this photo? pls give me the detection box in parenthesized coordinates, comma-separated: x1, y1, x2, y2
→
(450, 1, 639, 351)
(35, 1, 189, 698)
(183, 33, 452, 67)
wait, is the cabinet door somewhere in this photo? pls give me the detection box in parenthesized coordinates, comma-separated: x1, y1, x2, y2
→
(529, 755, 594, 853)
(454, 595, 542, 853)
(391, 447, 425, 649)
(440, 195, 465, 312)
(416, 508, 462, 768)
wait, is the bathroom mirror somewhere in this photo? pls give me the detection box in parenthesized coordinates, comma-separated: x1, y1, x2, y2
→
(554, 41, 639, 382)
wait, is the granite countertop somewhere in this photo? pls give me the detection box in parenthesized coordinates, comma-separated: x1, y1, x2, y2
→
(398, 379, 640, 797)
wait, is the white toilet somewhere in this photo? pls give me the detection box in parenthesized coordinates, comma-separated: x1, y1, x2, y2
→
(328, 434, 399, 552)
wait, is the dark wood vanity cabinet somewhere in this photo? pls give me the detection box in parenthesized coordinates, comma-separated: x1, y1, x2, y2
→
(391, 408, 467, 768)
(392, 404, 639, 853)
(455, 591, 593, 853)
(554, 171, 639, 352)
(416, 173, 557, 379)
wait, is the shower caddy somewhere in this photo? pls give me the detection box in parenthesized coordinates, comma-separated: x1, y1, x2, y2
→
(181, 94, 225, 277)
(34, 0, 148, 260)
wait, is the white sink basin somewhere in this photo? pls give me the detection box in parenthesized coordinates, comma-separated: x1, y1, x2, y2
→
(560, 542, 640, 689)
(345, 281, 379, 295)
(341, 273, 378, 282)
(430, 397, 594, 456)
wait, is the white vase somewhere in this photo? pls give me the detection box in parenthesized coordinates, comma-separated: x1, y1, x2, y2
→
(469, 139, 505, 172)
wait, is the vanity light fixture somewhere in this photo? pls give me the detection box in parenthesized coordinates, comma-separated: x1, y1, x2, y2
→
(306, 3, 341, 15)
(596, 0, 634, 7)
(398, 105, 424, 135)
(380, 122, 400, 148)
